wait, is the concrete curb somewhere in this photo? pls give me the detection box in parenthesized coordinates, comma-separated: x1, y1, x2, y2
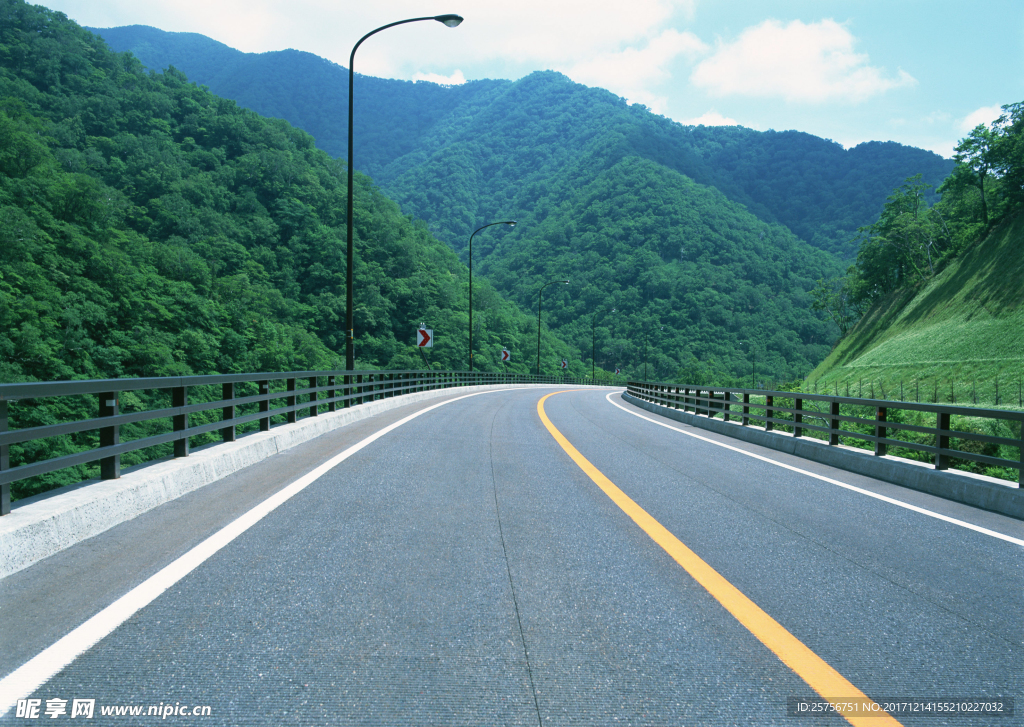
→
(0, 384, 596, 579)
(622, 392, 1024, 521)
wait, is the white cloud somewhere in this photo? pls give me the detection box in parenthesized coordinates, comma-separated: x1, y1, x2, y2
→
(562, 29, 706, 94)
(959, 104, 1004, 132)
(47, 0, 698, 80)
(691, 19, 915, 103)
(683, 110, 739, 126)
(412, 70, 467, 86)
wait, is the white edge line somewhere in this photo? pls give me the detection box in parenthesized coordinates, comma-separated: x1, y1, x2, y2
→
(0, 387, 517, 715)
(604, 391, 1024, 548)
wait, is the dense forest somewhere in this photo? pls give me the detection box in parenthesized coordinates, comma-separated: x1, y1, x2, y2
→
(93, 24, 932, 382)
(93, 24, 952, 260)
(0, 0, 573, 390)
(814, 101, 1024, 336)
(477, 156, 843, 383)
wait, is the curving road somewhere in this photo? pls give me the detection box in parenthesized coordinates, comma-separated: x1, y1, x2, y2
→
(1, 387, 1021, 725)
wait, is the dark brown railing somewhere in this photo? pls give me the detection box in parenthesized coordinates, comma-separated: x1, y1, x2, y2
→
(0, 369, 607, 514)
(627, 380, 1023, 486)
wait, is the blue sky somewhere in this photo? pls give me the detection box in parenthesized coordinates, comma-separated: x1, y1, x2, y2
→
(41, 0, 1024, 157)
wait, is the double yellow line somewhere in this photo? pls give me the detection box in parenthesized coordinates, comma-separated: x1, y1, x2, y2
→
(538, 391, 901, 727)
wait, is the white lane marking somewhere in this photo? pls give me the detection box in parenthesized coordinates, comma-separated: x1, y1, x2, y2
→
(603, 391, 1024, 548)
(0, 387, 532, 715)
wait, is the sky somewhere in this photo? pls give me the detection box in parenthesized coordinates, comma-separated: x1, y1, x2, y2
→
(39, 0, 1024, 158)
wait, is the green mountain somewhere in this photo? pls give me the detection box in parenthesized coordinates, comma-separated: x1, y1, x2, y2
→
(0, 0, 568, 388)
(89, 25, 953, 260)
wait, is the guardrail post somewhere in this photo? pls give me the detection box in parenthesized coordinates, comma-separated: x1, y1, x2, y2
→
(742, 393, 749, 426)
(259, 380, 270, 431)
(935, 411, 949, 470)
(829, 400, 840, 445)
(794, 397, 803, 437)
(172, 386, 189, 457)
(286, 378, 297, 423)
(765, 395, 774, 431)
(327, 375, 336, 413)
(343, 374, 351, 408)
(874, 406, 887, 456)
(1018, 424, 1023, 486)
(357, 374, 364, 405)
(723, 392, 731, 422)
(221, 383, 235, 442)
(308, 376, 318, 417)
(1, 400, 9, 515)
(99, 391, 120, 479)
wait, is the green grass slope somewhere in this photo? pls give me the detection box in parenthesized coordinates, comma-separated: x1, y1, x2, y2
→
(808, 212, 1024, 407)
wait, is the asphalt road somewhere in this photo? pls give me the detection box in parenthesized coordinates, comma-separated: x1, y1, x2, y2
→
(1, 387, 1021, 725)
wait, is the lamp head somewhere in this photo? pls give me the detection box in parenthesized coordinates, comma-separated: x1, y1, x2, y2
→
(435, 14, 464, 27)
(505, 220, 516, 227)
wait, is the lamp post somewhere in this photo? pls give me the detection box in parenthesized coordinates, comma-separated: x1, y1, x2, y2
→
(644, 329, 648, 381)
(591, 308, 615, 381)
(536, 279, 569, 375)
(345, 14, 463, 370)
(468, 220, 515, 371)
(643, 325, 663, 381)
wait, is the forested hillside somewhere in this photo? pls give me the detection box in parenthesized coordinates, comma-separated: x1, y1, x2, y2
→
(92, 24, 952, 260)
(0, 0, 566, 388)
(807, 99, 1024, 409)
(86, 24, 504, 184)
(480, 156, 842, 382)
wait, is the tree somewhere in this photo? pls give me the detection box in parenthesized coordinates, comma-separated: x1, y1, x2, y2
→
(810, 270, 859, 337)
(951, 124, 997, 227)
(990, 102, 1024, 209)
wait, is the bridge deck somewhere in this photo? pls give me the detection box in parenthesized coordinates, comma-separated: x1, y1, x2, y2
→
(1, 388, 1021, 725)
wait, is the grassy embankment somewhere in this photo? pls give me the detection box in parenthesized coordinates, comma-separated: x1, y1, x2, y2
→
(807, 211, 1024, 406)
(785, 213, 1024, 481)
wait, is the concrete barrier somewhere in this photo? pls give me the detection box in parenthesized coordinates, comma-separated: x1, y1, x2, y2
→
(622, 392, 1024, 521)
(0, 384, 596, 579)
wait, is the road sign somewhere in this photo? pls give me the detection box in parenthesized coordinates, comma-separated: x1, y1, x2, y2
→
(615, 367, 621, 375)
(417, 328, 433, 348)
(501, 348, 510, 362)
(560, 358, 568, 370)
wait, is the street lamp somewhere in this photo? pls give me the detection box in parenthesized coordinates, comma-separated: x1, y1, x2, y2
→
(643, 325, 664, 381)
(536, 279, 569, 375)
(591, 308, 615, 381)
(751, 343, 757, 389)
(345, 14, 463, 370)
(468, 220, 515, 371)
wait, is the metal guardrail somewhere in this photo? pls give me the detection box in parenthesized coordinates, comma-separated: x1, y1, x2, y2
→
(0, 369, 608, 514)
(627, 380, 1024, 486)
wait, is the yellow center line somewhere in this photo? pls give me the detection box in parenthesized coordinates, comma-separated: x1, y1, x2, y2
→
(537, 391, 902, 727)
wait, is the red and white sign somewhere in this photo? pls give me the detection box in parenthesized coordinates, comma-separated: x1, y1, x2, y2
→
(501, 348, 511, 362)
(615, 367, 621, 375)
(560, 358, 568, 370)
(417, 328, 433, 348)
